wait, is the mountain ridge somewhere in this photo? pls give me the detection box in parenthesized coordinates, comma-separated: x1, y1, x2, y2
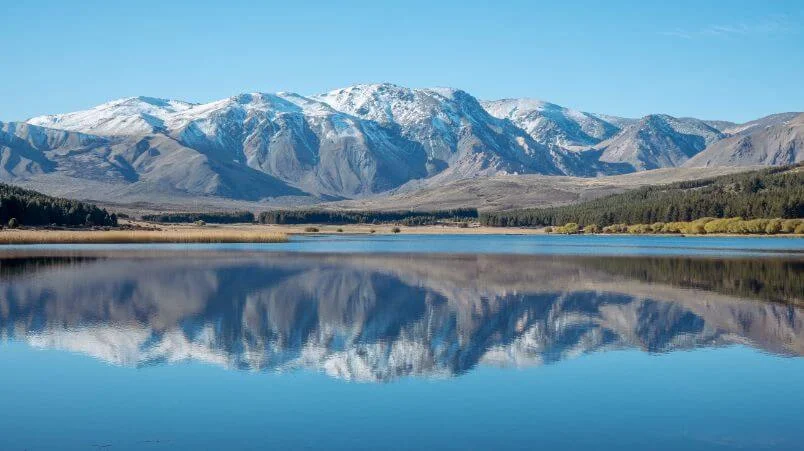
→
(3, 83, 800, 204)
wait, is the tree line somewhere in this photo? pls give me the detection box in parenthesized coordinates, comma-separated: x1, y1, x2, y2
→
(0, 183, 117, 227)
(141, 211, 255, 224)
(575, 256, 803, 305)
(258, 208, 478, 225)
(480, 165, 803, 227)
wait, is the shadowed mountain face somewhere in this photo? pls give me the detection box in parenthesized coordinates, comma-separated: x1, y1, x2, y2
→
(0, 252, 801, 382)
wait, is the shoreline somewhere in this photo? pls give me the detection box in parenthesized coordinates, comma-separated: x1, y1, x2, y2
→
(0, 221, 801, 244)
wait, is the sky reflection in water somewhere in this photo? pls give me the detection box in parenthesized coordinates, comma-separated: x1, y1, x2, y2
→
(0, 241, 802, 450)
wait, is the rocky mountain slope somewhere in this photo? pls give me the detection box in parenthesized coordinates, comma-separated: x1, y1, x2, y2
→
(0, 120, 302, 200)
(594, 114, 726, 170)
(481, 98, 626, 148)
(0, 83, 798, 204)
(685, 113, 804, 167)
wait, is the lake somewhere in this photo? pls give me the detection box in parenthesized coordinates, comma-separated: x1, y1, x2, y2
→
(1, 235, 803, 450)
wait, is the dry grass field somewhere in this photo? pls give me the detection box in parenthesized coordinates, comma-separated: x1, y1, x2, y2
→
(0, 228, 288, 244)
(0, 220, 549, 244)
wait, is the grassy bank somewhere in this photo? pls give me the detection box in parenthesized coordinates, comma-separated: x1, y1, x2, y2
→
(0, 229, 287, 244)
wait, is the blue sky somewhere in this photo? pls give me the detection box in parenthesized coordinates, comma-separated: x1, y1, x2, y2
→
(2, 0, 801, 122)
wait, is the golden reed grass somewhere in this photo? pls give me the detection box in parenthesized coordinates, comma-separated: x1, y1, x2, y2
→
(0, 229, 288, 244)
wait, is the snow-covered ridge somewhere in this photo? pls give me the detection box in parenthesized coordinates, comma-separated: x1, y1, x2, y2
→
(482, 98, 626, 147)
(28, 96, 196, 136)
(11, 84, 802, 201)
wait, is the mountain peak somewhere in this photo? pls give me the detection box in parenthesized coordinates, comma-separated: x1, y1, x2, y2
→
(10, 83, 800, 203)
(483, 98, 623, 148)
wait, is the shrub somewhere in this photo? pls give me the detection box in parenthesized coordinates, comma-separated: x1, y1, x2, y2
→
(7, 218, 18, 228)
(584, 224, 599, 234)
(458, 222, 469, 228)
(795, 223, 804, 234)
(336, 228, 344, 232)
(687, 223, 707, 235)
(725, 218, 747, 234)
(304, 227, 319, 233)
(781, 219, 800, 233)
(194, 220, 206, 226)
(391, 227, 401, 233)
(765, 219, 782, 235)
(627, 224, 652, 234)
(543, 226, 553, 233)
(704, 217, 742, 234)
(562, 223, 580, 234)
(741, 218, 769, 234)
(602, 223, 628, 234)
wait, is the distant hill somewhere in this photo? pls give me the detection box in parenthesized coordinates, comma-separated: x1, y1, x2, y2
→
(685, 113, 803, 168)
(595, 114, 725, 171)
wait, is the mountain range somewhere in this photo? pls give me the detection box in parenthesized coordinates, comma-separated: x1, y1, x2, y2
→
(1, 83, 801, 204)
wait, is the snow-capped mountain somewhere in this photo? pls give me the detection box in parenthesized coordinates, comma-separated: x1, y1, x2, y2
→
(595, 114, 726, 171)
(0, 120, 302, 199)
(18, 84, 574, 199)
(482, 98, 625, 148)
(3, 84, 800, 202)
(28, 96, 196, 136)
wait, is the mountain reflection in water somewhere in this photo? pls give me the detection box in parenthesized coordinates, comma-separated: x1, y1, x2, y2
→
(0, 251, 801, 382)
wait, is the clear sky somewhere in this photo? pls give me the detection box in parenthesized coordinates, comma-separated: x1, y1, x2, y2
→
(2, 0, 802, 123)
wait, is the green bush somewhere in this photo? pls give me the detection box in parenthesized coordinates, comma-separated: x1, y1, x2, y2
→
(543, 226, 553, 233)
(7, 218, 18, 228)
(563, 223, 580, 234)
(584, 224, 599, 234)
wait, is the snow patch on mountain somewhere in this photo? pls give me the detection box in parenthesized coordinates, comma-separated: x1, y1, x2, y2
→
(28, 96, 196, 136)
(482, 98, 625, 147)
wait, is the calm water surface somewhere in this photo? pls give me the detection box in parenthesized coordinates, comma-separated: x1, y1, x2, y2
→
(1, 235, 803, 450)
